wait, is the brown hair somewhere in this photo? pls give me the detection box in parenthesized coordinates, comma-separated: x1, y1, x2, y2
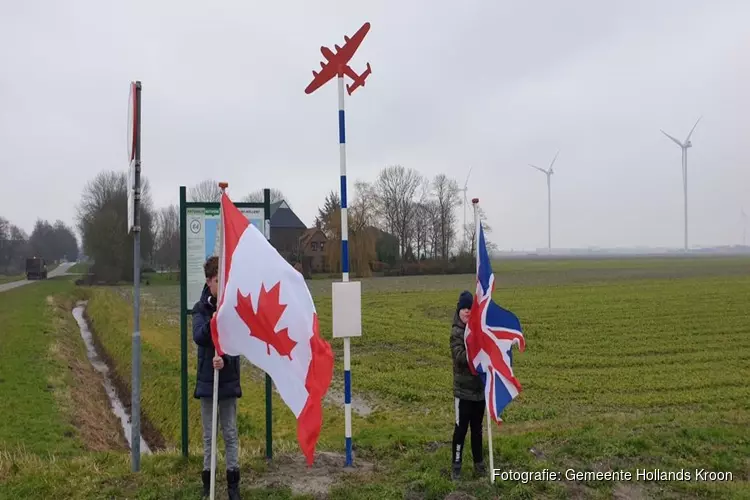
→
(204, 256, 219, 279)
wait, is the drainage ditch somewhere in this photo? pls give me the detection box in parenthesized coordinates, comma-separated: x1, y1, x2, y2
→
(72, 300, 151, 454)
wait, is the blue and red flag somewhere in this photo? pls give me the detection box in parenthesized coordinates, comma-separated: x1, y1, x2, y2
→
(464, 222, 526, 425)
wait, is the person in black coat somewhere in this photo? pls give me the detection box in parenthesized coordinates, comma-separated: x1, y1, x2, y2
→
(193, 256, 242, 499)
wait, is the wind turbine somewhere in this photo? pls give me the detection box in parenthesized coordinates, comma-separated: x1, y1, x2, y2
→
(660, 116, 701, 252)
(528, 150, 559, 252)
(460, 166, 473, 246)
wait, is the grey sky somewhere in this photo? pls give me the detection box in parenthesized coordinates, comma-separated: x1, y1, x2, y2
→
(1, 0, 748, 251)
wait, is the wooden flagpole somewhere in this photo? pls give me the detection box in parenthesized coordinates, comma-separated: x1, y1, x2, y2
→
(210, 182, 228, 499)
(472, 198, 494, 483)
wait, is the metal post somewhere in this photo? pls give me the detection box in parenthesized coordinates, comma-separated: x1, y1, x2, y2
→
(131, 80, 142, 472)
(263, 188, 273, 460)
(547, 174, 551, 252)
(683, 148, 688, 252)
(179, 186, 189, 457)
(337, 71, 353, 468)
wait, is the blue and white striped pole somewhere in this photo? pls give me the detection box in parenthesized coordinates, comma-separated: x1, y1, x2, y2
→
(337, 71, 353, 467)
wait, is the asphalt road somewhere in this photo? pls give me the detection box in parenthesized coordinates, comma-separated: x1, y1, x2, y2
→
(0, 261, 76, 294)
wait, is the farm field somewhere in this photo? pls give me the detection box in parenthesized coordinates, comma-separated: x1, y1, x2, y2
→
(1, 256, 749, 499)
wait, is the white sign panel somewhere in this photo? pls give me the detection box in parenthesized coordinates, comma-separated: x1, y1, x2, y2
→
(186, 206, 265, 308)
(127, 160, 135, 233)
(332, 281, 362, 338)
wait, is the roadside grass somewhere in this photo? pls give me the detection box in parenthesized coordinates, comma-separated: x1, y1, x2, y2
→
(0, 263, 61, 284)
(0, 278, 83, 457)
(67, 262, 90, 274)
(0, 273, 24, 284)
(79, 257, 750, 498)
(142, 270, 179, 285)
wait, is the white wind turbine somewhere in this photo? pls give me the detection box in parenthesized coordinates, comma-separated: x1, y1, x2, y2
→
(528, 150, 559, 252)
(460, 166, 473, 246)
(660, 116, 701, 252)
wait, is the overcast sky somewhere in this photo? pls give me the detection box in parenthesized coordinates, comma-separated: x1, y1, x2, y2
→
(1, 0, 748, 251)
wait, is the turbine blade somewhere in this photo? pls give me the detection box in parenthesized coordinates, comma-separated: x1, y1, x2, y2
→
(549, 150, 559, 170)
(464, 166, 473, 188)
(685, 116, 702, 142)
(528, 164, 547, 174)
(660, 130, 683, 147)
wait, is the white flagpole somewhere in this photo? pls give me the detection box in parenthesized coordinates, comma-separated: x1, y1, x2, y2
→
(210, 182, 228, 500)
(472, 198, 494, 483)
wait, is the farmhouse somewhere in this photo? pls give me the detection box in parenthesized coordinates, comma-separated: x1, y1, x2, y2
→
(268, 200, 307, 260)
(298, 227, 328, 273)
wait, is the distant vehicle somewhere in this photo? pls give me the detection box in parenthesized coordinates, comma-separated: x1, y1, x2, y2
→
(26, 257, 48, 280)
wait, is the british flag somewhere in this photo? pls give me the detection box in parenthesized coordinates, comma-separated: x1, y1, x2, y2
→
(464, 222, 526, 425)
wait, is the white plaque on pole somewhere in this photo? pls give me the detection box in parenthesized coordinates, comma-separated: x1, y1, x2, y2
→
(127, 160, 135, 233)
(332, 281, 362, 338)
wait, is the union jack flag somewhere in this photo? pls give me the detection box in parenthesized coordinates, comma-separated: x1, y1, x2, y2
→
(464, 222, 526, 425)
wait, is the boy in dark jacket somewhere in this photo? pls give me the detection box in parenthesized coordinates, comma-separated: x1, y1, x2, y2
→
(449, 290, 486, 480)
(193, 256, 242, 499)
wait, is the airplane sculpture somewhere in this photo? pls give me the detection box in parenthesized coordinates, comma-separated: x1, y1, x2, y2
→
(305, 22, 372, 96)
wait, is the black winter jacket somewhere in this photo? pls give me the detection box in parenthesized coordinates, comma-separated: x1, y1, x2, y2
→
(450, 311, 484, 402)
(192, 284, 242, 400)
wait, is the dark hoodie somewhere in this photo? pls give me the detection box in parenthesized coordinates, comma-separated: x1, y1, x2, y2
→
(192, 284, 242, 399)
(450, 309, 484, 402)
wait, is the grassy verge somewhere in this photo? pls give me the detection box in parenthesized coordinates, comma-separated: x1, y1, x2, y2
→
(0, 279, 83, 456)
(142, 270, 179, 285)
(67, 262, 90, 274)
(0, 274, 24, 284)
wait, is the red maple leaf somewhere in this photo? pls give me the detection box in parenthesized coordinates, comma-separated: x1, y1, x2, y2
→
(235, 282, 298, 360)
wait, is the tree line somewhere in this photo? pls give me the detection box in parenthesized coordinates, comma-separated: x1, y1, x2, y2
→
(313, 165, 493, 276)
(75, 173, 289, 282)
(76, 166, 490, 282)
(0, 217, 79, 275)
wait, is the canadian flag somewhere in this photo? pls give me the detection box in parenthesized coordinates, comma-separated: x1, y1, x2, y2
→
(210, 192, 334, 466)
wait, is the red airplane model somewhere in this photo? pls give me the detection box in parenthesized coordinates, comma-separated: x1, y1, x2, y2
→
(305, 22, 372, 96)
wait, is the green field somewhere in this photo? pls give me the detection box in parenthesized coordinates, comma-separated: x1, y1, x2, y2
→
(1, 257, 749, 499)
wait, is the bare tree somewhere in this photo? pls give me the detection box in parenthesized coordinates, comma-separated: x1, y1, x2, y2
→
(188, 179, 222, 202)
(373, 165, 423, 257)
(422, 200, 441, 259)
(242, 189, 286, 204)
(154, 204, 180, 271)
(463, 205, 495, 258)
(352, 181, 378, 228)
(411, 178, 433, 260)
(432, 174, 460, 259)
(0, 217, 30, 274)
(28, 219, 78, 263)
(323, 182, 377, 277)
(77, 171, 155, 282)
(412, 203, 429, 260)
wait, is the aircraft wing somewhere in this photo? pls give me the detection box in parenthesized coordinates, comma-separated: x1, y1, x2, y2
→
(305, 61, 338, 94)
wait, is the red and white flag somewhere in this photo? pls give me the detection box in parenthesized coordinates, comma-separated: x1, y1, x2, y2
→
(210, 192, 334, 466)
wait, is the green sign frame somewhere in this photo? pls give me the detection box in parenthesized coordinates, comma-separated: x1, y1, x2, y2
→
(179, 186, 274, 459)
